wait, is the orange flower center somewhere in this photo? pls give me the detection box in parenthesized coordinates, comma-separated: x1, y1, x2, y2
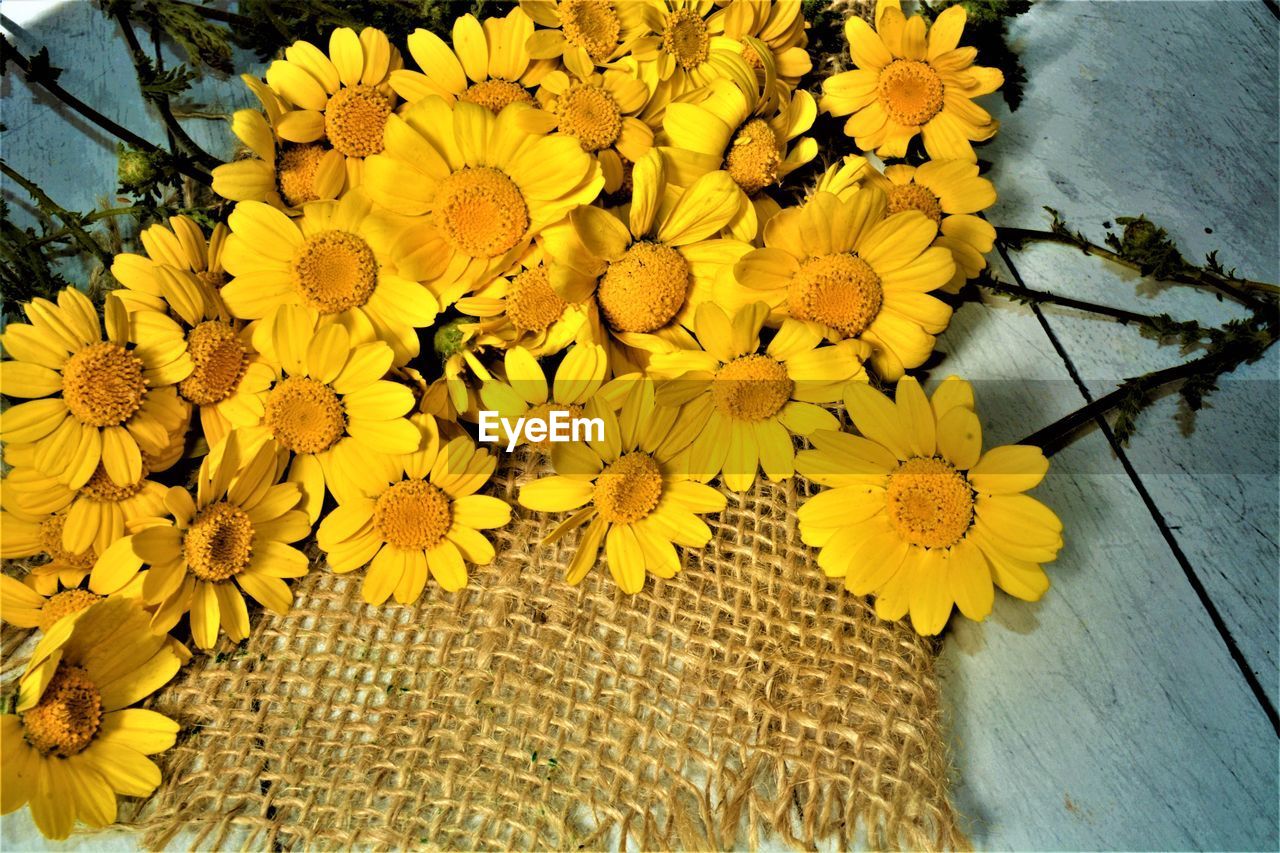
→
(324, 85, 391, 158)
(597, 242, 690, 333)
(460, 79, 535, 113)
(506, 265, 566, 333)
(179, 320, 249, 405)
(725, 118, 781, 195)
(788, 253, 884, 337)
(80, 462, 147, 502)
(372, 480, 452, 550)
(184, 502, 255, 581)
(593, 451, 663, 524)
(885, 457, 974, 549)
(21, 664, 102, 756)
(61, 341, 147, 427)
(38, 589, 102, 632)
(264, 376, 347, 454)
(887, 183, 943, 223)
(555, 84, 623, 152)
(39, 514, 95, 569)
(712, 355, 792, 421)
(561, 0, 622, 61)
(436, 167, 531, 258)
(291, 230, 379, 314)
(276, 142, 328, 207)
(878, 60, 944, 127)
(663, 8, 709, 70)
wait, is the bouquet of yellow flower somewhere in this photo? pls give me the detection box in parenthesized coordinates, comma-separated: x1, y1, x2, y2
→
(1, 0, 1070, 841)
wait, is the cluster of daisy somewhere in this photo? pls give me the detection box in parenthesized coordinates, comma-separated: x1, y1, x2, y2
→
(0, 0, 1064, 837)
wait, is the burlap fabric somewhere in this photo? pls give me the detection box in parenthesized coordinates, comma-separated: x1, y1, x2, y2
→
(129, 448, 963, 850)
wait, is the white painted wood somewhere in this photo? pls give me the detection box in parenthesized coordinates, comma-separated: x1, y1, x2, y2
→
(980, 0, 1280, 707)
(2, 1, 1277, 851)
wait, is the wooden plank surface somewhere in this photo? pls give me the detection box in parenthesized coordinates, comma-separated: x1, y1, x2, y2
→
(2, 1, 1278, 850)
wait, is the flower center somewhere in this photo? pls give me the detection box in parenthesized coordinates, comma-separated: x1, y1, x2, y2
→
(79, 462, 147, 502)
(788, 253, 884, 337)
(61, 341, 147, 428)
(593, 451, 663, 524)
(21, 665, 102, 757)
(324, 85, 391, 158)
(725, 118, 781, 195)
(38, 589, 102, 632)
(561, 0, 622, 61)
(555, 84, 623, 152)
(264, 376, 347, 453)
(711, 354, 792, 421)
(878, 60, 945, 127)
(460, 79, 535, 113)
(291, 230, 379, 314)
(887, 183, 943, 223)
(524, 402, 584, 452)
(372, 480, 452, 550)
(885, 456, 974, 549)
(178, 320, 249, 405)
(739, 39, 764, 73)
(436, 167, 530, 258)
(276, 142, 328, 207)
(663, 8, 710, 70)
(597, 242, 690, 333)
(506, 265, 566, 332)
(184, 502, 255, 581)
(39, 514, 95, 569)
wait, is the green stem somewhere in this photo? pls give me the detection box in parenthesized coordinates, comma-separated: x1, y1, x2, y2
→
(2, 160, 115, 270)
(1, 37, 211, 186)
(997, 226, 1280, 301)
(113, 11, 221, 170)
(31, 206, 143, 247)
(977, 277, 1200, 335)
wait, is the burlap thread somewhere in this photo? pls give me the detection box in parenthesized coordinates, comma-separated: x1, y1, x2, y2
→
(131, 449, 965, 850)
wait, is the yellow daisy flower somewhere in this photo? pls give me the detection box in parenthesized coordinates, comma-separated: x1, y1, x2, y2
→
(521, 0, 658, 80)
(363, 96, 604, 302)
(867, 159, 997, 293)
(212, 75, 347, 210)
(478, 343, 609, 451)
(631, 0, 754, 111)
(0, 508, 98, 596)
(707, 0, 813, 92)
(540, 149, 751, 366)
(517, 377, 726, 593)
(389, 8, 555, 111)
(1, 596, 183, 840)
(455, 245, 593, 357)
(660, 67, 817, 237)
(806, 155, 866, 200)
(0, 288, 188, 489)
(317, 414, 511, 604)
(89, 434, 312, 649)
(534, 68, 655, 194)
(734, 187, 955, 380)
(649, 302, 868, 490)
(215, 306, 423, 522)
(263, 27, 402, 185)
(819, 3, 1002, 161)
(0, 572, 144, 632)
(1, 453, 167, 558)
(796, 376, 1063, 635)
(219, 190, 439, 367)
(111, 216, 267, 447)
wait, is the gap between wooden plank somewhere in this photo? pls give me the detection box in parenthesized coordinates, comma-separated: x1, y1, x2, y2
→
(993, 240, 1280, 735)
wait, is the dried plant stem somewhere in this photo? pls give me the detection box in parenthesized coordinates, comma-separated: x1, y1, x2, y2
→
(1, 37, 211, 186)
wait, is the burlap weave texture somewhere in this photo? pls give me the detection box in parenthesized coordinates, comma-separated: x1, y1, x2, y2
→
(136, 450, 965, 851)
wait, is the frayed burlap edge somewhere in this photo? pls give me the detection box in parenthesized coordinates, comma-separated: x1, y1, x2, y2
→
(106, 447, 968, 850)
